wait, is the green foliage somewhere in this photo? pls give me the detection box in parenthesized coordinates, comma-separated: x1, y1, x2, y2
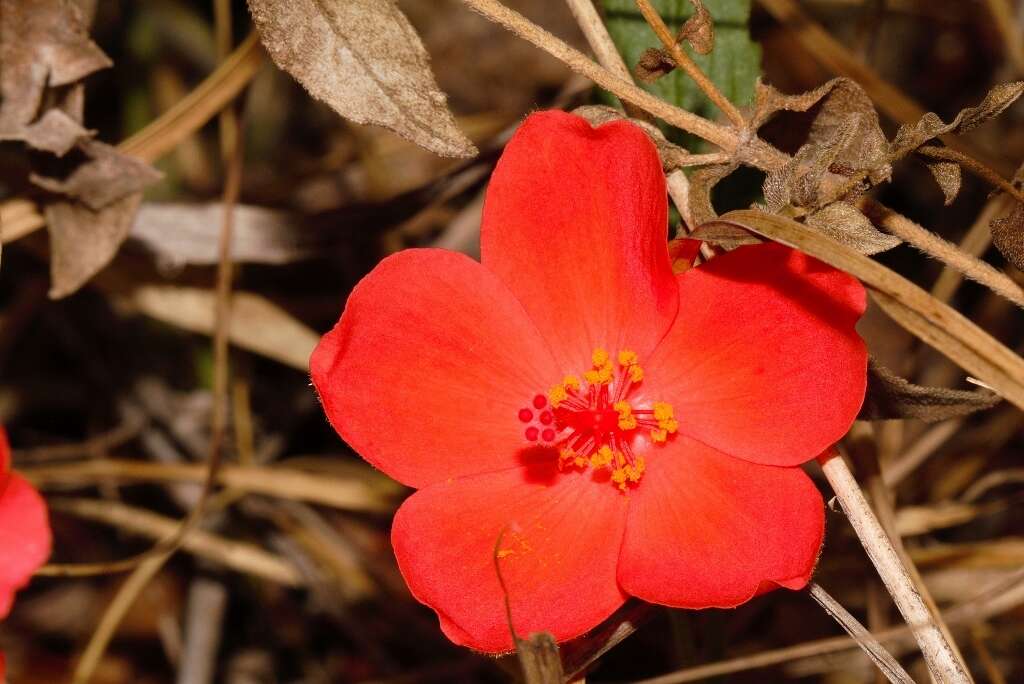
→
(601, 0, 761, 139)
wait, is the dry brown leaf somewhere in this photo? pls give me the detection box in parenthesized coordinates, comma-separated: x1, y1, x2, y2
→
(636, 47, 675, 84)
(46, 193, 143, 299)
(753, 79, 890, 216)
(31, 141, 163, 210)
(15, 108, 94, 155)
(922, 157, 962, 206)
(805, 202, 901, 255)
(860, 357, 1001, 421)
(246, 0, 476, 158)
(0, 0, 110, 135)
(990, 202, 1024, 271)
(889, 82, 1024, 160)
(679, 0, 714, 55)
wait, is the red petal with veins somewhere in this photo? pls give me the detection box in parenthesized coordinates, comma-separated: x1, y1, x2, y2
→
(481, 110, 678, 372)
(392, 465, 628, 653)
(618, 435, 824, 607)
(644, 243, 867, 467)
(311, 249, 560, 489)
(0, 430, 52, 619)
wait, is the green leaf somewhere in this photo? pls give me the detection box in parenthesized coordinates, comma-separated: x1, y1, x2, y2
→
(601, 0, 761, 146)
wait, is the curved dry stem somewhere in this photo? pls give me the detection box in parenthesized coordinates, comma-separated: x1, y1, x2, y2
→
(819, 450, 972, 684)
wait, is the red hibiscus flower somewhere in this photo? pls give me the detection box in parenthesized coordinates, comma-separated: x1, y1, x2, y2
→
(0, 426, 52, 620)
(311, 111, 867, 653)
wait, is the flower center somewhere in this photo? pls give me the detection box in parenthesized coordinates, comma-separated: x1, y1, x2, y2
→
(517, 348, 677, 492)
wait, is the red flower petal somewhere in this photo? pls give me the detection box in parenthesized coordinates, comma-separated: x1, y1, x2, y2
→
(392, 465, 629, 653)
(644, 243, 867, 467)
(311, 249, 560, 488)
(0, 472, 52, 618)
(481, 111, 678, 370)
(618, 435, 824, 607)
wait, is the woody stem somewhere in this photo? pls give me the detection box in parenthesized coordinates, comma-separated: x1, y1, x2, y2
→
(818, 450, 972, 684)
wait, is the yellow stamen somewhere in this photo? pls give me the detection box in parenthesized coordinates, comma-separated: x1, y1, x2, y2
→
(549, 385, 568, 407)
(562, 375, 580, 391)
(653, 402, 674, 422)
(590, 445, 614, 468)
(658, 417, 679, 434)
(592, 348, 610, 367)
(650, 428, 668, 443)
(618, 349, 638, 367)
(584, 362, 613, 385)
(613, 401, 631, 414)
(628, 364, 644, 383)
(618, 414, 637, 430)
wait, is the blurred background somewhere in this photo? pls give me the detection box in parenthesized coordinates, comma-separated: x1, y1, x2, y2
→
(1, 0, 1022, 682)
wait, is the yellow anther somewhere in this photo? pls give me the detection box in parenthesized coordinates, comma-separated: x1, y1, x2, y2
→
(559, 447, 576, 462)
(562, 375, 580, 391)
(590, 445, 614, 468)
(618, 414, 638, 430)
(653, 402, 674, 422)
(592, 348, 610, 367)
(584, 363, 613, 385)
(658, 417, 679, 434)
(549, 385, 568, 407)
(618, 350, 638, 367)
(613, 401, 631, 415)
(650, 428, 668, 443)
(628, 364, 644, 383)
(574, 455, 588, 468)
(611, 468, 628, 485)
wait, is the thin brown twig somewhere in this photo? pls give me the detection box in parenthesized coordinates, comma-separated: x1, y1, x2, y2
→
(633, 0, 746, 128)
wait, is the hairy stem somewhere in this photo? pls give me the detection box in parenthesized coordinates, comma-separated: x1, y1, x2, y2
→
(859, 197, 1024, 309)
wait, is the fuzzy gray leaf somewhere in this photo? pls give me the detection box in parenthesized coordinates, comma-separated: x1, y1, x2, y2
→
(890, 81, 1024, 159)
(806, 202, 901, 255)
(924, 158, 962, 206)
(247, 0, 476, 158)
(991, 201, 1024, 270)
(860, 357, 1001, 421)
